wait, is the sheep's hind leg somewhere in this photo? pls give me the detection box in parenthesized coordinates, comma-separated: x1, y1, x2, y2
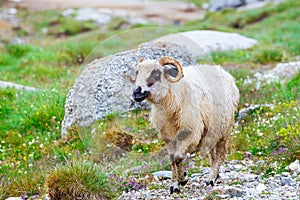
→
(205, 147, 219, 186)
(206, 136, 228, 186)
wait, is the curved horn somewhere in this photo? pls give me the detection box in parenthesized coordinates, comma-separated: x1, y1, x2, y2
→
(159, 56, 183, 83)
(130, 70, 138, 83)
(130, 58, 144, 83)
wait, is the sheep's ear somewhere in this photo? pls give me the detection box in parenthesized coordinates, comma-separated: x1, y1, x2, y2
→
(164, 66, 178, 78)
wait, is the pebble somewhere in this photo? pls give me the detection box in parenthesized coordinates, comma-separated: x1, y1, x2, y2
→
(274, 174, 281, 179)
(234, 164, 244, 171)
(118, 160, 300, 200)
(217, 194, 231, 199)
(244, 174, 258, 182)
(286, 160, 300, 173)
(281, 177, 296, 186)
(246, 188, 258, 196)
(281, 172, 290, 177)
(152, 171, 172, 180)
(255, 183, 266, 193)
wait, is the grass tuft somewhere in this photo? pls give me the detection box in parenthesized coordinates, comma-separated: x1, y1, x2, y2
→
(46, 161, 114, 200)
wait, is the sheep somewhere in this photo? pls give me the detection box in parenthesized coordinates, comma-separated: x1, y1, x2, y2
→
(131, 56, 239, 193)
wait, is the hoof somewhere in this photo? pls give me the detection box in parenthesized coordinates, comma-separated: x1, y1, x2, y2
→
(179, 179, 188, 186)
(178, 172, 189, 186)
(205, 180, 214, 186)
(205, 174, 220, 187)
(170, 186, 180, 194)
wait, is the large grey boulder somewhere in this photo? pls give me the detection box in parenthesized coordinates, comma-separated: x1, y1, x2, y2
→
(209, 0, 286, 11)
(61, 42, 195, 136)
(210, 0, 248, 11)
(245, 61, 300, 88)
(153, 30, 257, 57)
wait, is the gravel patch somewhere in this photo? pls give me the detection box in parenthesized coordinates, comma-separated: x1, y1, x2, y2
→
(118, 160, 300, 200)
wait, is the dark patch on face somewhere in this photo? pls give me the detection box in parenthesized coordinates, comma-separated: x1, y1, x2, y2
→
(164, 67, 178, 78)
(177, 130, 192, 141)
(147, 69, 161, 87)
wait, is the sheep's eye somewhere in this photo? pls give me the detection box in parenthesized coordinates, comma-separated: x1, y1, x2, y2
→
(148, 82, 154, 87)
(154, 72, 160, 77)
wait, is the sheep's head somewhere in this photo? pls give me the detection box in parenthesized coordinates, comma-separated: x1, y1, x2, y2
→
(131, 56, 183, 103)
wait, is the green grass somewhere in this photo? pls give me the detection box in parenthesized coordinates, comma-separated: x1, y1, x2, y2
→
(181, 0, 300, 64)
(1, 0, 300, 199)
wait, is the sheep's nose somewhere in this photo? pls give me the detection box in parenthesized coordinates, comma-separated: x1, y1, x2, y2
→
(133, 86, 142, 95)
(132, 86, 149, 102)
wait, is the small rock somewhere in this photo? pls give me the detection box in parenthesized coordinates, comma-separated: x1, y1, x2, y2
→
(7, 8, 17, 15)
(219, 172, 230, 180)
(191, 182, 201, 187)
(227, 171, 240, 179)
(291, 172, 297, 178)
(280, 177, 296, 186)
(286, 160, 300, 173)
(256, 160, 265, 165)
(274, 174, 281, 180)
(244, 174, 258, 182)
(0, 80, 37, 91)
(225, 166, 234, 172)
(246, 188, 258, 197)
(267, 62, 300, 83)
(191, 173, 202, 178)
(152, 171, 172, 180)
(242, 159, 254, 166)
(10, 37, 25, 45)
(256, 183, 266, 194)
(269, 195, 279, 200)
(217, 194, 231, 199)
(234, 164, 244, 171)
(229, 160, 242, 165)
(223, 186, 246, 198)
(281, 172, 290, 177)
(132, 166, 143, 174)
(202, 167, 211, 174)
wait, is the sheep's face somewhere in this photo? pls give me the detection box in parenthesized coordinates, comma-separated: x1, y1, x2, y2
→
(132, 57, 183, 103)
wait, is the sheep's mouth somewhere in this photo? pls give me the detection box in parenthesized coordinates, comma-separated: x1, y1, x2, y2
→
(133, 91, 150, 102)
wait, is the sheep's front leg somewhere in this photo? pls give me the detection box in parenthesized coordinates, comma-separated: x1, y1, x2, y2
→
(175, 157, 189, 186)
(168, 132, 190, 194)
(206, 135, 228, 186)
(169, 156, 180, 194)
(206, 147, 219, 186)
(169, 154, 189, 194)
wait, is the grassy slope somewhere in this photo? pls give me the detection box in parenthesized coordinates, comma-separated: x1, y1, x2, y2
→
(0, 1, 300, 199)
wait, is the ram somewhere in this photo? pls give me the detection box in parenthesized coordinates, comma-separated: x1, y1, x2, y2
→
(131, 56, 239, 193)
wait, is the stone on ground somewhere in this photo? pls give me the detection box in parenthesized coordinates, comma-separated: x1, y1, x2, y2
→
(153, 30, 257, 57)
(0, 80, 37, 91)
